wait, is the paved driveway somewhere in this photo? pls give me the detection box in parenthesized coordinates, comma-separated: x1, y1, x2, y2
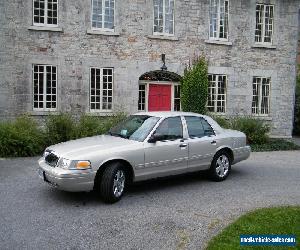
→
(0, 151, 299, 250)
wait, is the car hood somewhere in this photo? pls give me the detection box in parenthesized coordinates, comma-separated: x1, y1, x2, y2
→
(47, 135, 139, 159)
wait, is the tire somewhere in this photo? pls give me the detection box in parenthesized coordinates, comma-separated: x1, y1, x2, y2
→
(99, 162, 126, 203)
(209, 151, 231, 182)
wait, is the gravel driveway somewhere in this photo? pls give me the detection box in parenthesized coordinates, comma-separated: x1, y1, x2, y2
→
(0, 151, 299, 250)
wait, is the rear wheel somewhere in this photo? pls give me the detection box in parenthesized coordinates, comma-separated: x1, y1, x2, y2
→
(209, 151, 231, 181)
(99, 162, 126, 203)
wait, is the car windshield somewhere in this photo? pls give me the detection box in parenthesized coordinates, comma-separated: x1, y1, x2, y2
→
(108, 115, 160, 142)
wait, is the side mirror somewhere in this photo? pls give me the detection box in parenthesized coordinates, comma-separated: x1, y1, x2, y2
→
(148, 134, 165, 143)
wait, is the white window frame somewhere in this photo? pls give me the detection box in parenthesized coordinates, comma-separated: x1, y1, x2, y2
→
(153, 0, 175, 36)
(32, 0, 58, 27)
(32, 64, 57, 111)
(90, 67, 114, 112)
(173, 84, 181, 111)
(207, 74, 227, 113)
(209, 0, 229, 41)
(252, 77, 271, 116)
(255, 4, 274, 45)
(91, 0, 115, 32)
(138, 84, 146, 111)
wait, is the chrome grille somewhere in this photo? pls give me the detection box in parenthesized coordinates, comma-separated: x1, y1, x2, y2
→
(45, 152, 59, 167)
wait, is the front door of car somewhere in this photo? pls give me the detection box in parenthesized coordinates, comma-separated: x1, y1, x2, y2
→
(184, 116, 218, 170)
(143, 116, 188, 179)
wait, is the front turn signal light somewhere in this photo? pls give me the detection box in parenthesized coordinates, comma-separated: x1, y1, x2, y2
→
(76, 161, 91, 169)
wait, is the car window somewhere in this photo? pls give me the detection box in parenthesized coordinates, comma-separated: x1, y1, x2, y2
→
(109, 115, 160, 142)
(154, 116, 183, 141)
(201, 118, 215, 136)
(185, 116, 205, 138)
(185, 116, 215, 137)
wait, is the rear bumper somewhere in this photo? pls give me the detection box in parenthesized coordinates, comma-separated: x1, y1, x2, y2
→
(38, 158, 96, 192)
(232, 146, 251, 165)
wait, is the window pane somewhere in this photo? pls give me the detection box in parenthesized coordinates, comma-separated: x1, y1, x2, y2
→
(104, 0, 114, 29)
(138, 84, 146, 111)
(209, 0, 218, 38)
(164, 0, 174, 34)
(154, 0, 164, 33)
(185, 116, 205, 138)
(255, 4, 263, 43)
(92, 0, 103, 28)
(155, 116, 183, 140)
(201, 119, 215, 136)
(174, 85, 180, 111)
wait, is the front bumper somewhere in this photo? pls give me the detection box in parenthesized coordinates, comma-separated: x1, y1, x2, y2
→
(38, 158, 96, 192)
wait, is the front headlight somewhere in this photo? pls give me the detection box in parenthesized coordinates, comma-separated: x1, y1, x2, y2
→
(57, 158, 72, 169)
(43, 149, 51, 158)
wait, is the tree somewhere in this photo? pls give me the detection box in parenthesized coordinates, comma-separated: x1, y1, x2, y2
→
(180, 56, 208, 114)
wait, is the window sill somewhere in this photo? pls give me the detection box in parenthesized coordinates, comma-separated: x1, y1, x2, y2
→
(30, 110, 58, 116)
(86, 29, 120, 36)
(28, 26, 63, 32)
(205, 40, 232, 46)
(252, 44, 276, 49)
(88, 111, 114, 116)
(251, 115, 272, 121)
(147, 35, 179, 41)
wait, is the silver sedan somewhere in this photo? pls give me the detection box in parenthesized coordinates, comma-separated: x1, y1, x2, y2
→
(38, 112, 251, 203)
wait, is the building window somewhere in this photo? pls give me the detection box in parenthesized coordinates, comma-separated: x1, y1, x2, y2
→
(92, 0, 114, 30)
(138, 85, 146, 111)
(174, 85, 180, 111)
(209, 0, 229, 40)
(33, 0, 58, 26)
(153, 0, 174, 35)
(33, 65, 57, 111)
(207, 74, 227, 113)
(255, 4, 274, 44)
(252, 77, 270, 115)
(90, 68, 113, 111)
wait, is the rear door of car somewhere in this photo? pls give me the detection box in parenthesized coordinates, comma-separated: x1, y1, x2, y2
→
(142, 116, 188, 179)
(183, 116, 218, 170)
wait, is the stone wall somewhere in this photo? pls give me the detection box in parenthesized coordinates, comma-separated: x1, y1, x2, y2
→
(0, 0, 299, 137)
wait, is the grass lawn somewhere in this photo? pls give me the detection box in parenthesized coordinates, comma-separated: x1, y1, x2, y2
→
(251, 139, 300, 152)
(206, 206, 300, 250)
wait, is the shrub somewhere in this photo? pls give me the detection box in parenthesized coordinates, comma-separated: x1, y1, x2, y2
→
(180, 56, 208, 114)
(230, 117, 270, 144)
(209, 114, 231, 129)
(45, 113, 75, 145)
(0, 116, 45, 157)
(72, 113, 126, 139)
(293, 76, 300, 135)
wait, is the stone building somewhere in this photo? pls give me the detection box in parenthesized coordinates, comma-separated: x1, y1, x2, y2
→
(0, 0, 299, 137)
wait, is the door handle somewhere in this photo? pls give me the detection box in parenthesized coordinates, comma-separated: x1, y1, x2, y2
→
(179, 143, 188, 148)
(211, 140, 217, 145)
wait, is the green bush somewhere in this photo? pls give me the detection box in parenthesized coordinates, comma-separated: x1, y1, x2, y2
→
(293, 76, 300, 135)
(0, 116, 45, 157)
(209, 114, 231, 129)
(45, 113, 75, 145)
(230, 117, 270, 144)
(72, 113, 126, 139)
(180, 56, 208, 114)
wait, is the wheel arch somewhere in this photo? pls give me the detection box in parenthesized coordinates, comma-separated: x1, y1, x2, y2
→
(215, 146, 234, 163)
(93, 158, 135, 191)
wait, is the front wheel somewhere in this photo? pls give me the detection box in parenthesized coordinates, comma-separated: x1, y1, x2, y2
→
(209, 151, 231, 181)
(99, 163, 126, 203)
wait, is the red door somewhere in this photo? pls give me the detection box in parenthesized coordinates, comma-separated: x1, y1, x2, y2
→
(148, 84, 171, 111)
